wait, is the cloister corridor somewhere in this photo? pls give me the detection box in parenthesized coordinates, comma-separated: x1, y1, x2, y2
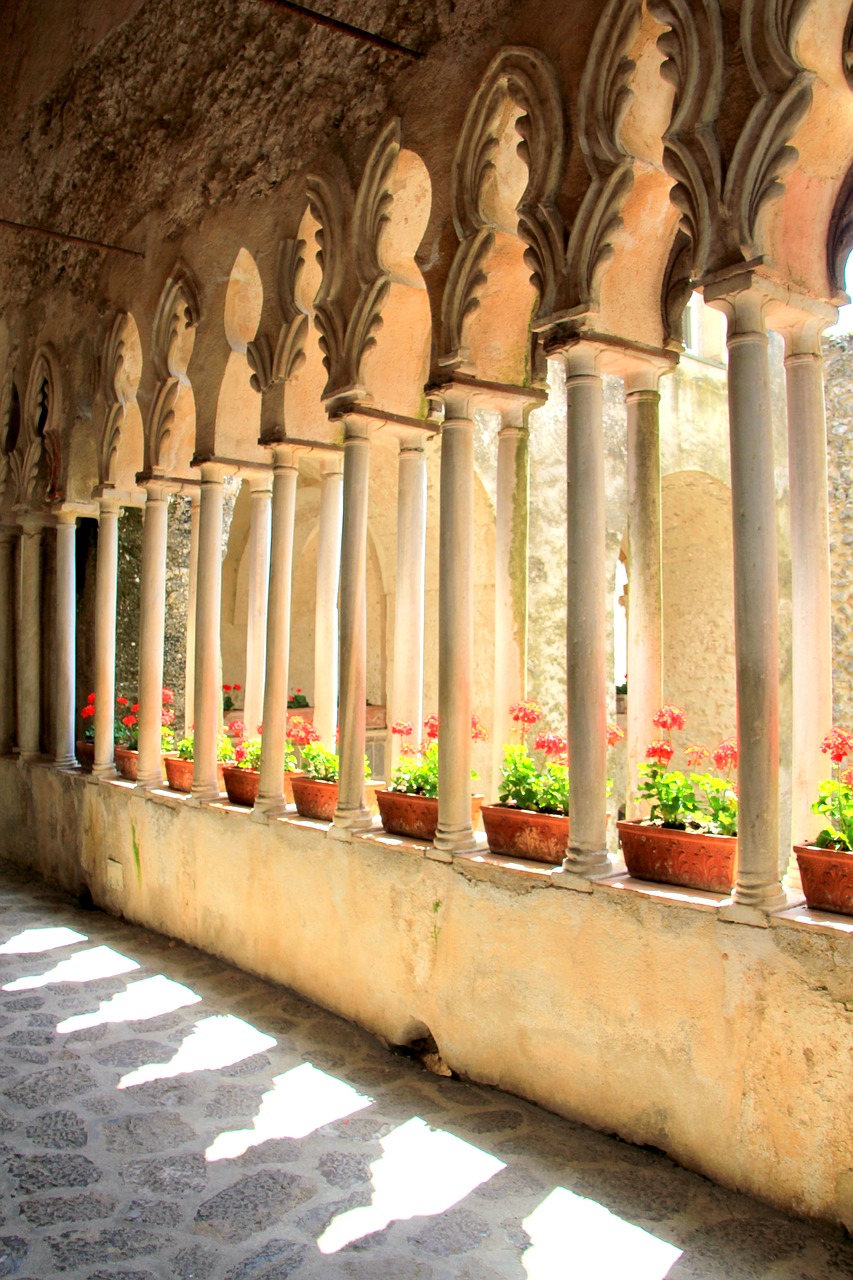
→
(0, 858, 847, 1280)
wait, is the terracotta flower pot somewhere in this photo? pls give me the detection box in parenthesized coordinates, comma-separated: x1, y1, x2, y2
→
(481, 804, 569, 863)
(291, 776, 338, 820)
(284, 769, 303, 805)
(794, 844, 853, 916)
(376, 791, 483, 841)
(114, 747, 138, 782)
(164, 755, 227, 794)
(365, 704, 386, 730)
(222, 765, 259, 806)
(75, 740, 95, 772)
(617, 820, 736, 893)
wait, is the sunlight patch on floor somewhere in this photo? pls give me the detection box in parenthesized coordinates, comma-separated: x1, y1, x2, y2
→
(522, 1187, 683, 1279)
(206, 1062, 373, 1161)
(317, 1116, 505, 1254)
(117, 1013, 276, 1089)
(2, 945, 139, 992)
(0, 926, 88, 954)
(56, 974, 202, 1034)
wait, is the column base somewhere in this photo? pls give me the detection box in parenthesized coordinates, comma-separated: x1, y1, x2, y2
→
(251, 797, 288, 824)
(333, 807, 373, 833)
(552, 850, 614, 890)
(54, 756, 77, 770)
(433, 824, 477, 859)
(186, 785, 222, 806)
(718, 887, 802, 927)
(18, 752, 41, 767)
(135, 776, 166, 793)
(92, 762, 116, 778)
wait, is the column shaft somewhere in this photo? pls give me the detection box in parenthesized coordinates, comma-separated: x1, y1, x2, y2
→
(0, 530, 15, 754)
(391, 446, 427, 772)
(256, 447, 298, 814)
(492, 425, 529, 789)
(335, 429, 371, 830)
(726, 320, 785, 910)
(191, 466, 225, 800)
(785, 347, 832, 852)
(184, 492, 200, 735)
(17, 522, 43, 761)
(314, 461, 343, 749)
(560, 359, 609, 875)
(93, 500, 120, 774)
(625, 388, 663, 817)
(244, 478, 273, 736)
(54, 516, 77, 767)
(435, 414, 476, 856)
(136, 485, 169, 788)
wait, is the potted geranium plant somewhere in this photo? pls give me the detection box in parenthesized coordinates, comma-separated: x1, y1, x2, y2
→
(617, 705, 738, 893)
(222, 723, 297, 807)
(114, 695, 140, 780)
(164, 729, 233, 794)
(793, 726, 853, 915)
(375, 713, 486, 841)
(480, 700, 624, 864)
(76, 693, 96, 770)
(289, 717, 371, 820)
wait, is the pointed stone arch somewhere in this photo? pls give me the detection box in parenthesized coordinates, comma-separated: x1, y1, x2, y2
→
(12, 344, 62, 506)
(99, 312, 143, 490)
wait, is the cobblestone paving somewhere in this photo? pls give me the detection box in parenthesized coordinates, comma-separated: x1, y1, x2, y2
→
(0, 861, 849, 1280)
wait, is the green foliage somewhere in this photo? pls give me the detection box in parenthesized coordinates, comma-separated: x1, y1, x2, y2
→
(812, 779, 853, 852)
(235, 736, 263, 771)
(176, 733, 235, 764)
(288, 691, 309, 709)
(637, 762, 698, 828)
(176, 735, 194, 761)
(691, 772, 738, 836)
(497, 743, 569, 815)
(389, 740, 439, 797)
(299, 741, 367, 782)
(161, 725, 175, 753)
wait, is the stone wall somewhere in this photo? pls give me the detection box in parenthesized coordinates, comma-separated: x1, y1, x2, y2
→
(824, 334, 853, 725)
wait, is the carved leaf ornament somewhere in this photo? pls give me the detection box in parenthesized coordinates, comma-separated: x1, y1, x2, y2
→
(12, 345, 62, 506)
(0, 360, 16, 506)
(306, 174, 348, 398)
(148, 268, 200, 472)
(99, 313, 139, 488)
(443, 47, 565, 362)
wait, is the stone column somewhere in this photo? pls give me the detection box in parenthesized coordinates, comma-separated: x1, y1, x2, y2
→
(492, 414, 529, 790)
(706, 278, 786, 915)
(17, 516, 43, 762)
(243, 475, 273, 737)
(314, 458, 343, 750)
(782, 315, 834, 876)
(552, 345, 609, 883)
(184, 490, 200, 735)
(136, 482, 169, 789)
(625, 377, 664, 817)
(0, 528, 16, 755)
(334, 422, 372, 832)
(93, 497, 120, 775)
(390, 441, 427, 772)
(191, 464, 225, 801)
(255, 446, 298, 817)
(434, 390, 477, 858)
(54, 512, 77, 768)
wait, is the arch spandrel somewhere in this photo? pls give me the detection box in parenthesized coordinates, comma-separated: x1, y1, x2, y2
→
(142, 265, 200, 481)
(281, 207, 342, 445)
(98, 312, 144, 495)
(10, 342, 62, 509)
(212, 249, 265, 464)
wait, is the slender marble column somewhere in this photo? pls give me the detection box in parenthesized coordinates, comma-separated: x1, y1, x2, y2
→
(243, 476, 273, 737)
(492, 419, 529, 790)
(136, 483, 169, 789)
(552, 345, 609, 881)
(255, 446, 298, 816)
(783, 317, 833, 875)
(334, 424, 372, 832)
(191, 464, 225, 800)
(93, 497, 120, 775)
(625, 381, 663, 817)
(54, 513, 77, 767)
(314, 459, 343, 750)
(17, 517, 43, 762)
(707, 280, 786, 914)
(0, 529, 16, 755)
(390, 442, 427, 773)
(435, 395, 477, 858)
(184, 491, 200, 735)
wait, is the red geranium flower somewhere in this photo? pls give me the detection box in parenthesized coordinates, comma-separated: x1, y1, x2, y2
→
(287, 716, 320, 747)
(652, 705, 686, 733)
(229, 721, 247, 740)
(81, 705, 94, 719)
(391, 721, 413, 738)
(606, 722, 624, 749)
(820, 726, 853, 765)
(233, 684, 242, 692)
(131, 703, 139, 713)
(712, 738, 738, 773)
(685, 743, 709, 769)
(424, 713, 439, 740)
(470, 713, 488, 742)
(534, 731, 568, 758)
(162, 687, 174, 704)
(116, 696, 129, 707)
(222, 684, 232, 693)
(509, 700, 542, 727)
(646, 739, 674, 766)
(87, 692, 95, 704)
(122, 714, 137, 728)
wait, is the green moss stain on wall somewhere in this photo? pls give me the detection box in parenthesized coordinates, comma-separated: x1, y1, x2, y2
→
(130, 818, 141, 884)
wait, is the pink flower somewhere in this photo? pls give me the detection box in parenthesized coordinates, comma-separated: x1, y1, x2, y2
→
(229, 721, 247, 740)
(685, 744, 709, 768)
(652, 705, 686, 733)
(821, 727, 853, 765)
(161, 687, 174, 704)
(646, 739, 674, 767)
(391, 721, 413, 738)
(712, 738, 738, 773)
(606, 722, 624, 748)
(509, 700, 542, 727)
(470, 713, 488, 742)
(288, 716, 321, 747)
(234, 743, 247, 764)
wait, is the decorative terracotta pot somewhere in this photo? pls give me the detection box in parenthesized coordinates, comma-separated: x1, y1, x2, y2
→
(164, 755, 227, 794)
(114, 747, 138, 782)
(284, 769, 303, 805)
(376, 791, 483, 841)
(75, 740, 95, 772)
(617, 820, 736, 893)
(794, 844, 853, 916)
(481, 804, 569, 864)
(291, 776, 338, 820)
(222, 765, 259, 807)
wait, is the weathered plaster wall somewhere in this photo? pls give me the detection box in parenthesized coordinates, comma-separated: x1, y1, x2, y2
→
(0, 761, 850, 1231)
(825, 334, 853, 726)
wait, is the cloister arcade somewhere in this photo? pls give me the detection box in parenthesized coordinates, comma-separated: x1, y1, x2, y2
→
(1, 0, 852, 1230)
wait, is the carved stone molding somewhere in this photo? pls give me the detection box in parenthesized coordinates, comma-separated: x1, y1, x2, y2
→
(306, 173, 349, 398)
(14, 344, 62, 506)
(99, 313, 139, 488)
(147, 266, 200, 472)
(828, 160, 853, 295)
(0, 357, 17, 508)
(442, 46, 566, 363)
(566, 0, 642, 311)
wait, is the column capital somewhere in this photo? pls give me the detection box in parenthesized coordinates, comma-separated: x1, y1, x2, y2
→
(270, 442, 299, 471)
(97, 492, 122, 517)
(428, 374, 546, 424)
(248, 474, 274, 496)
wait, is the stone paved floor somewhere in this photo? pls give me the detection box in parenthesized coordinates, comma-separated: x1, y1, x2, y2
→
(0, 863, 849, 1280)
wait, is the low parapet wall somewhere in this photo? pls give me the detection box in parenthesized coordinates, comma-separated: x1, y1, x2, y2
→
(1, 757, 851, 1230)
